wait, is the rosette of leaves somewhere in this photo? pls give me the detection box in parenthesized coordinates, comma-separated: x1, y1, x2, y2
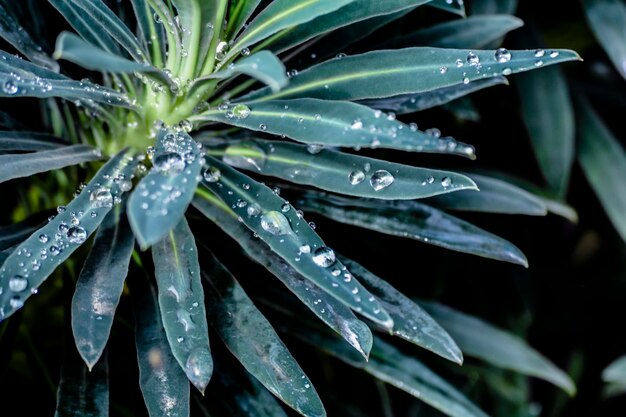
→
(0, 1, 580, 416)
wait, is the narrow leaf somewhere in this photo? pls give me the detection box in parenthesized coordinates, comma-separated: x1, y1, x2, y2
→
(421, 301, 576, 395)
(244, 47, 580, 102)
(603, 356, 626, 385)
(583, 0, 626, 80)
(128, 128, 203, 249)
(0, 213, 48, 251)
(195, 99, 476, 158)
(200, 157, 394, 328)
(226, 0, 263, 40)
(0, 149, 136, 320)
(71, 204, 135, 369)
(428, 0, 466, 15)
(298, 193, 528, 266)
(193, 191, 373, 359)
(205, 139, 478, 199)
(170, 0, 216, 75)
(471, 0, 518, 14)
(0, 145, 101, 184)
(201, 250, 326, 417)
(339, 256, 462, 364)
(152, 218, 213, 393)
(0, 131, 66, 151)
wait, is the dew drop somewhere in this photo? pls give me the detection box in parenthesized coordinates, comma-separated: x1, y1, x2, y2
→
(203, 166, 221, 182)
(534, 49, 546, 58)
(90, 187, 113, 208)
(348, 170, 365, 185)
(9, 297, 23, 309)
(232, 104, 251, 119)
(370, 170, 394, 191)
(215, 41, 229, 61)
(312, 247, 336, 268)
(260, 211, 291, 236)
(494, 48, 511, 63)
(38, 234, 49, 244)
(9, 276, 28, 292)
(441, 177, 452, 187)
(2, 79, 18, 95)
(467, 52, 480, 66)
(153, 151, 185, 174)
(67, 226, 87, 244)
(350, 119, 363, 130)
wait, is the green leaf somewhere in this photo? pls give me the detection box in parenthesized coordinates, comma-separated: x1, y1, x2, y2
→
(420, 301, 576, 395)
(170, 0, 216, 76)
(517, 65, 574, 196)
(426, 173, 548, 215)
(0, 214, 47, 251)
(200, 157, 394, 328)
(268, 0, 432, 53)
(582, 0, 626, 80)
(577, 96, 626, 242)
(71, 203, 134, 369)
(428, 0, 465, 15)
(228, 0, 354, 60)
(201, 249, 326, 417)
(358, 77, 508, 114)
(192, 191, 373, 359)
(0, 149, 136, 320)
(0, 145, 101, 184)
(55, 348, 109, 417)
(195, 99, 476, 158)
(339, 256, 462, 364)
(0, 131, 66, 151)
(132, 275, 190, 417)
(193, 51, 288, 93)
(298, 193, 528, 266)
(244, 47, 580, 102)
(471, 0, 518, 14)
(603, 356, 626, 385)
(152, 218, 213, 393)
(205, 139, 478, 199)
(127, 129, 203, 249)
(226, 0, 263, 40)
(0, 2, 58, 71)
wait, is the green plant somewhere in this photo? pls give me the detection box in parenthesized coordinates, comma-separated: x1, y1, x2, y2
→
(0, 1, 584, 416)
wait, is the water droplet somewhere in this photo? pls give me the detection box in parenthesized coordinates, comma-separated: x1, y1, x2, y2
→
(550, 50, 560, 58)
(241, 47, 251, 56)
(306, 144, 324, 154)
(223, 143, 267, 171)
(247, 204, 261, 216)
(9, 297, 23, 309)
(349, 170, 365, 185)
(2, 79, 18, 95)
(216, 41, 229, 61)
(185, 348, 213, 390)
(494, 48, 511, 63)
(38, 234, 49, 243)
(299, 244, 311, 254)
(439, 67, 448, 74)
(370, 170, 394, 191)
(67, 226, 87, 244)
(9, 276, 28, 292)
(534, 49, 546, 58)
(350, 119, 363, 130)
(463, 77, 470, 84)
(203, 166, 221, 182)
(502, 67, 512, 75)
(260, 211, 291, 236)
(153, 151, 185, 174)
(259, 123, 267, 131)
(49, 245, 61, 256)
(535, 60, 544, 67)
(467, 52, 480, 66)
(441, 177, 452, 187)
(312, 247, 336, 268)
(232, 104, 251, 119)
(178, 119, 193, 132)
(90, 187, 113, 208)
(455, 59, 463, 68)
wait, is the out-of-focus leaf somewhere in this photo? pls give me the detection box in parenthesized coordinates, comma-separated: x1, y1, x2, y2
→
(244, 47, 581, 102)
(298, 192, 528, 266)
(582, 0, 626, 80)
(471, 0, 518, 14)
(205, 139, 477, 199)
(577, 96, 626, 242)
(0, 131, 66, 151)
(200, 157, 394, 328)
(428, 0, 465, 16)
(421, 301, 576, 395)
(0, 213, 48, 251)
(201, 249, 326, 417)
(128, 129, 202, 249)
(603, 356, 626, 385)
(195, 99, 476, 158)
(193, 190, 373, 359)
(0, 149, 136, 320)
(152, 218, 212, 393)
(72, 203, 134, 369)
(0, 145, 101, 184)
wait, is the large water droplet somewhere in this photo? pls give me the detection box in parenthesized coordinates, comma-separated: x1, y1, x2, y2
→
(260, 211, 291, 236)
(153, 151, 185, 174)
(223, 143, 267, 171)
(349, 170, 365, 185)
(185, 348, 213, 391)
(312, 247, 336, 268)
(3, 79, 18, 95)
(232, 104, 251, 119)
(203, 166, 221, 182)
(216, 41, 229, 61)
(67, 226, 87, 244)
(9, 275, 28, 292)
(370, 170, 394, 191)
(90, 187, 113, 208)
(494, 48, 511, 63)
(441, 177, 452, 187)
(467, 52, 480, 66)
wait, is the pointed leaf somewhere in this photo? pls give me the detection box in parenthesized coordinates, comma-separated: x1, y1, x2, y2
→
(583, 0, 626, 80)
(71, 204, 134, 369)
(0, 149, 137, 320)
(195, 99, 476, 158)
(201, 250, 326, 417)
(0, 145, 101, 184)
(244, 47, 580, 102)
(170, 0, 217, 75)
(298, 192, 528, 266)
(193, 191, 373, 359)
(340, 256, 462, 364)
(0, 131, 67, 151)
(226, 0, 264, 40)
(152, 218, 213, 393)
(428, 0, 466, 15)
(200, 157, 394, 328)
(421, 301, 576, 395)
(128, 129, 203, 249)
(0, 213, 48, 251)
(471, 0, 518, 14)
(205, 139, 478, 199)
(603, 356, 626, 385)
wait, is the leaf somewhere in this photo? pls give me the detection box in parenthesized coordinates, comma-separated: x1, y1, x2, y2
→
(205, 139, 478, 199)
(268, 0, 432, 53)
(192, 51, 288, 93)
(603, 356, 626, 385)
(193, 190, 373, 359)
(200, 157, 393, 328)
(226, 0, 264, 40)
(132, 275, 190, 417)
(582, 0, 626, 80)
(471, 0, 518, 14)
(127, 128, 203, 249)
(152, 218, 213, 393)
(0, 145, 101, 184)
(428, 0, 466, 16)
(0, 213, 48, 251)
(228, 0, 354, 60)
(517, 65, 574, 196)
(426, 173, 548, 215)
(0, 149, 136, 320)
(420, 301, 576, 395)
(244, 47, 580, 102)
(0, 131, 67, 151)
(298, 192, 528, 266)
(358, 77, 508, 114)
(195, 99, 476, 158)
(577, 96, 626, 242)
(71, 203, 135, 369)
(201, 249, 326, 417)
(55, 347, 109, 417)
(0, 2, 59, 71)
(339, 256, 462, 364)
(170, 0, 216, 76)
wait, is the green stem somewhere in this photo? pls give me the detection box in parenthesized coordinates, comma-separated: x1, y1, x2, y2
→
(180, 2, 203, 81)
(200, 0, 229, 75)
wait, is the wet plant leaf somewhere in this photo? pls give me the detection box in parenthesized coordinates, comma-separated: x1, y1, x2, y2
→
(226, 0, 264, 40)
(0, 131, 67, 151)
(583, 0, 626, 80)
